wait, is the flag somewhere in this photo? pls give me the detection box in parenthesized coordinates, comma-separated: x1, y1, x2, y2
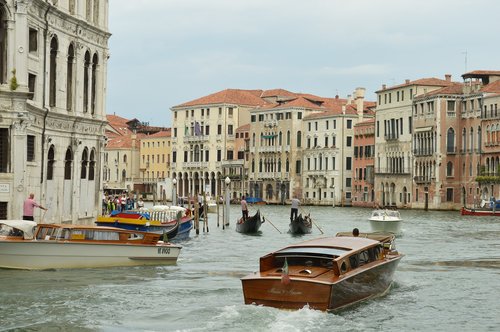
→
(194, 122, 201, 136)
(281, 258, 290, 285)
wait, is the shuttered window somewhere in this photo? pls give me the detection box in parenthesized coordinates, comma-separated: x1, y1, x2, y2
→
(27, 135, 35, 162)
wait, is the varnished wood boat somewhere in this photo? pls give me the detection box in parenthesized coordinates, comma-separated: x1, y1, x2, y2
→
(289, 214, 312, 235)
(241, 232, 402, 311)
(0, 221, 181, 270)
(236, 210, 263, 233)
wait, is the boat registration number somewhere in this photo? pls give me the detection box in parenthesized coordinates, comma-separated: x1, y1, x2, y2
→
(158, 247, 171, 255)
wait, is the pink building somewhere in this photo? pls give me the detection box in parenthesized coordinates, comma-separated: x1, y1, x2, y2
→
(352, 119, 375, 207)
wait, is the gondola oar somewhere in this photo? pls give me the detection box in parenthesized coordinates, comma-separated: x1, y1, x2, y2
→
(262, 215, 282, 234)
(302, 208, 324, 234)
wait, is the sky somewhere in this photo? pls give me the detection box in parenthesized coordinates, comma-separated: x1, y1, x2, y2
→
(106, 0, 500, 127)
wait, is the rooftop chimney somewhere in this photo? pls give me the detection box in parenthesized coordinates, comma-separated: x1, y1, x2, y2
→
(405, 79, 410, 84)
(445, 74, 451, 82)
(382, 84, 386, 90)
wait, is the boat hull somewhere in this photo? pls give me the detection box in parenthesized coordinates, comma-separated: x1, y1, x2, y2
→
(289, 215, 312, 235)
(242, 256, 401, 311)
(236, 210, 262, 233)
(461, 207, 500, 216)
(369, 219, 402, 235)
(0, 241, 181, 270)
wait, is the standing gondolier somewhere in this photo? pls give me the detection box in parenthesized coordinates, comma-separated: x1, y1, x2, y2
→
(23, 193, 47, 221)
(241, 196, 249, 221)
(290, 197, 300, 221)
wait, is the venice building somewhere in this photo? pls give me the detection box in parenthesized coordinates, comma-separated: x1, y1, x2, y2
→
(0, 1, 110, 223)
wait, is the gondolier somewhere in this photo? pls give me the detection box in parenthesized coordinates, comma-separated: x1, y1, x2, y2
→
(23, 193, 47, 221)
(290, 197, 300, 221)
(241, 196, 249, 221)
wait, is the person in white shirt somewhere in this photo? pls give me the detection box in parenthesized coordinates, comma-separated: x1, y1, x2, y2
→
(290, 197, 300, 221)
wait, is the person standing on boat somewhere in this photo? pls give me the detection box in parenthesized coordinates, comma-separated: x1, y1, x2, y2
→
(241, 196, 249, 221)
(290, 197, 300, 221)
(23, 193, 47, 221)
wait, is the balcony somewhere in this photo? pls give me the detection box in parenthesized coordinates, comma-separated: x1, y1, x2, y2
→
(384, 133, 399, 141)
(414, 176, 432, 184)
(374, 168, 411, 175)
(221, 159, 244, 167)
(183, 161, 209, 169)
(184, 135, 209, 143)
(413, 149, 434, 157)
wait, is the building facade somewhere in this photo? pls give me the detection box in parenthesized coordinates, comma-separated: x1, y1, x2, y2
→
(0, 0, 109, 223)
(374, 76, 453, 208)
(352, 119, 375, 207)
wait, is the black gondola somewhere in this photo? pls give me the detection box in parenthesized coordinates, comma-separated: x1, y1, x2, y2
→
(288, 213, 312, 235)
(236, 210, 263, 233)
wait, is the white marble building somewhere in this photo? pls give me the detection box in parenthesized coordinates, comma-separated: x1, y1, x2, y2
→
(0, 0, 109, 223)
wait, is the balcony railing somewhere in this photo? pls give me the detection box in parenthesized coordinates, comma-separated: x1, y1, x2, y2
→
(414, 176, 432, 184)
(374, 168, 411, 175)
(184, 135, 209, 143)
(413, 149, 434, 156)
(384, 133, 399, 141)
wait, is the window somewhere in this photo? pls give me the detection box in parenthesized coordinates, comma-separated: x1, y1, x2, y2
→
(0, 128, 9, 172)
(28, 74, 36, 100)
(49, 37, 58, 107)
(218, 124, 222, 135)
(47, 145, 55, 180)
(64, 148, 73, 179)
(83, 51, 90, 112)
(251, 115, 256, 122)
(228, 125, 233, 135)
(295, 160, 301, 174)
(81, 148, 88, 179)
(297, 112, 302, 119)
(447, 100, 455, 111)
(29, 28, 38, 53)
(346, 157, 352, 170)
(91, 53, 98, 115)
(217, 150, 221, 162)
(446, 188, 453, 202)
(347, 120, 352, 129)
(27, 135, 35, 162)
(297, 131, 302, 148)
(66, 45, 74, 110)
(346, 136, 352, 147)
(446, 161, 453, 177)
(89, 149, 95, 180)
(447, 128, 455, 153)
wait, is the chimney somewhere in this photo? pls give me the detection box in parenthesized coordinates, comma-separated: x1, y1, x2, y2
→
(342, 105, 346, 115)
(354, 87, 365, 121)
(445, 74, 451, 82)
(382, 84, 386, 90)
(347, 94, 352, 104)
(405, 79, 410, 84)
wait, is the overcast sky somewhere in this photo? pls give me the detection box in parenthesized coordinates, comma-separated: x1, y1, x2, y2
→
(106, 0, 500, 127)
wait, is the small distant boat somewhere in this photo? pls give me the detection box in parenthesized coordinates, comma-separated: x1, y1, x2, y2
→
(236, 210, 263, 233)
(246, 197, 267, 205)
(369, 209, 402, 235)
(289, 214, 312, 235)
(0, 221, 181, 270)
(241, 232, 403, 311)
(461, 199, 500, 216)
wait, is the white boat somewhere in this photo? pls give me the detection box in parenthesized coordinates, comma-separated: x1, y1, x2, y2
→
(0, 221, 181, 270)
(369, 209, 402, 235)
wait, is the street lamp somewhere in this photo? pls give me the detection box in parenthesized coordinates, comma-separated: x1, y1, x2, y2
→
(172, 178, 177, 206)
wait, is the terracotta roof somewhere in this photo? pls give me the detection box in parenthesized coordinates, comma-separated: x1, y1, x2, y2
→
(236, 124, 250, 132)
(261, 89, 297, 98)
(462, 70, 500, 78)
(106, 114, 134, 137)
(354, 118, 375, 126)
(376, 77, 454, 93)
(481, 80, 500, 93)
(142, 129, 171, 139)
(174, 89, 269, 108)
(415, 82, 464, 98)
(107, 134, 145, 149)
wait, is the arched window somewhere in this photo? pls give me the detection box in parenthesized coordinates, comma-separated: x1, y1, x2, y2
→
(470, 127, 474, 151)
(91, 53, 98, 114)
(278, 132, 282, 146)
(478, 126, 482, 149)
(446, 161, 453, 177)
(122, 169, 126, 182)
(286, 159, 290, 172)
(64, 147, 73, 180)
(67, 44, 75, 111)
(49, 37, 58, 107)
(252, 133, 255, 147)
(287, 130, 291, 145)
(89, 149, 96, 181)
(47, 145, 55, 180)
(297, 131, 302, 148)
(83, 51, 90, 112)
(0, 6, 7, 83)
(81, 148, 88, 179)
(461, 128, 466, 151)
(123, 154, 127, 163)
(251, 159, 255, 172)
(446, 128, 455, 153)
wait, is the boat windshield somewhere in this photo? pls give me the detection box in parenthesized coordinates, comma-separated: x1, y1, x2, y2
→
(276, 246, 349, 259)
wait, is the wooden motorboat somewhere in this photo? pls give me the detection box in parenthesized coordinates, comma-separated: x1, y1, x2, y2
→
(369, 209, 402, 235)
(236, 210, 263, 233)
(289, 214, 312, 235)
(0, 221, 181, 270)
(241, 232, 403, 311)
(461, 206, 500, 216)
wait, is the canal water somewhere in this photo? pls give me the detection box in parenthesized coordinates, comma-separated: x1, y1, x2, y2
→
(1, 205, 499, 331)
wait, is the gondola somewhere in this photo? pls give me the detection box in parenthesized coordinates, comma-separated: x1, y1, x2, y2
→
(288, 214, 312, 235)
(236, 209, 263, 233)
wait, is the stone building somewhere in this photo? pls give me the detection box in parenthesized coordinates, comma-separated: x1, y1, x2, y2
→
(0, 0, 109, 223)
(374, 76, 454, 208)
(170, 89, 267, 200)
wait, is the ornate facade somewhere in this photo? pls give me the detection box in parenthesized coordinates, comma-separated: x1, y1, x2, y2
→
(0, 0, 109, 223)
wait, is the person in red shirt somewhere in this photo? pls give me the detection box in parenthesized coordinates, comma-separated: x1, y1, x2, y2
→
(23, 193, 47, 221)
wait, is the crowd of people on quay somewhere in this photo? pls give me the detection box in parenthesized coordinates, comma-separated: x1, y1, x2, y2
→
(101, 193, 144, 215)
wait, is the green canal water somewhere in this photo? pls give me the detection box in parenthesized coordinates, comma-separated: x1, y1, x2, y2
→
(1, 205, 499, 331)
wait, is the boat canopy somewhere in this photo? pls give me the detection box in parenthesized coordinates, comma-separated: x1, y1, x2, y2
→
(276, 246, 349, 259)
(0, 220, 37, 239)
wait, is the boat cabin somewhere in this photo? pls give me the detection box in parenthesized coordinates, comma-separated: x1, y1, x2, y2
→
(34, 224, 161, 244)
(259, 236, 391, 278)
(0, 220, 37, 239)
